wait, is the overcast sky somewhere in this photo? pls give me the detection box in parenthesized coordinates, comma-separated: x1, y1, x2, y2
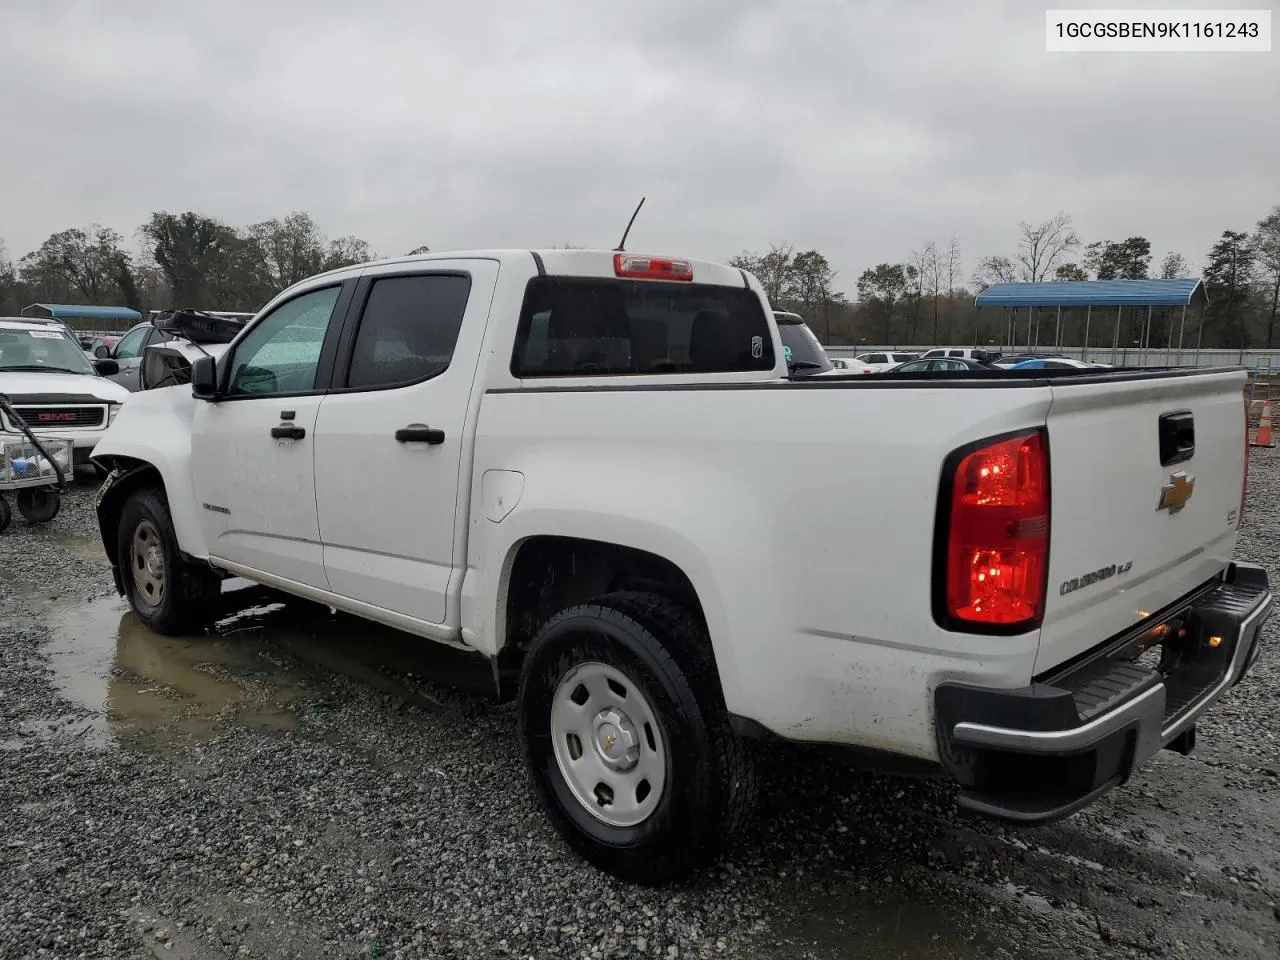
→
(1, 0, 1275, 295)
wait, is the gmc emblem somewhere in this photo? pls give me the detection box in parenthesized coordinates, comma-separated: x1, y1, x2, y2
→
(37, 412, 77, 423)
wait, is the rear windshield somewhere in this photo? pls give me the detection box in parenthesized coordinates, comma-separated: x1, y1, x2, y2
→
(511, 277, 776, 377)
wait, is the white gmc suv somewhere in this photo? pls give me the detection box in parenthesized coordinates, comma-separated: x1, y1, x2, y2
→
(91, 249, 1271, 884)
(0, 317, 128, 468)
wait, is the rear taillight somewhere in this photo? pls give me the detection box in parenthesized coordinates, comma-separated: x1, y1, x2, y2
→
(1240, 397, 1249, 527)
(939, 430, 1050, 631)
(613, 254, 693, 282)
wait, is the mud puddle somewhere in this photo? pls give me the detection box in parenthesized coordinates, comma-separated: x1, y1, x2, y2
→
(29, 584, 490, 753)
(36, 595, 311, 749)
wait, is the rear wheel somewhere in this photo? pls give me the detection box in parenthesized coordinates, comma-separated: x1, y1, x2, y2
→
(116, 487, 220, 635)
(517, 591, 756, 884)
(16, 488, 60, 524)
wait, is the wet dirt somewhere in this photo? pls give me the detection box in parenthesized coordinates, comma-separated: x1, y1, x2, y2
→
(20, 575, 490, 755)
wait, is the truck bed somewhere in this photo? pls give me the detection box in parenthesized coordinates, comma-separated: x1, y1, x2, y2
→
(471, 364, 1247, 759)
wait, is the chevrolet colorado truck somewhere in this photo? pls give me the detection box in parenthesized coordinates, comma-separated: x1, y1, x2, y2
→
(91, 249, 1271, 884)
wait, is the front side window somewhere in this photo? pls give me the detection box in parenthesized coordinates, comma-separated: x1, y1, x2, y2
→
(113, 325, 149, 359)
(511, 277, 775, 377)
(227, 286, 341, 396)
(345, 274, 471, 389)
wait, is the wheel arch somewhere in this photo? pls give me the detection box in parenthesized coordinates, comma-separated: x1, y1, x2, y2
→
(493, 534, 728, 705)
(94, 455, 210, 592)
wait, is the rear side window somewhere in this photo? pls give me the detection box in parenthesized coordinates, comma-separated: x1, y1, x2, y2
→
(511, 277, 775, 377)
(346, 274, 471, 389)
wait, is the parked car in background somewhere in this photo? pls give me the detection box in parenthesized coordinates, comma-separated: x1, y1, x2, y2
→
(96, 322, 175, 391)
(79, 334, 121, 357)
(990, 352, 1068, 368)
(97, 311, 255, 391)
(136, 310, 251, 390)
(0, 317, 127, 468)
(828, 357, 872, 374)
(919, 347, 998, 363)
(887, 356, 997, 373)
(1010, 357, 1105, 370)
(853, 350, 918, 372)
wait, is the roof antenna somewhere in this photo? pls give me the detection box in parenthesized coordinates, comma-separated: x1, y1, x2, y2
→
(614, 196, 646, 252)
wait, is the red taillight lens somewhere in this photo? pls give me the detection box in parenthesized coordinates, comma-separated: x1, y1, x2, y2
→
(613, 254, 693, 281)
(1240, 397, 1249, 527)
(945, 431, 1050, 628)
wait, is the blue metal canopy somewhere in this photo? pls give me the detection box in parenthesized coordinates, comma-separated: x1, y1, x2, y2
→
(975, 278, 1206, 309)
(21, 303, 143, 321)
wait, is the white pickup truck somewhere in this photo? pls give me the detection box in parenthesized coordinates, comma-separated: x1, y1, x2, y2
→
(91, 249, 1271, 884)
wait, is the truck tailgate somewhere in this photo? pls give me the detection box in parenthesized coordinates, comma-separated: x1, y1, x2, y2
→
(1036, 369, 1246, 674)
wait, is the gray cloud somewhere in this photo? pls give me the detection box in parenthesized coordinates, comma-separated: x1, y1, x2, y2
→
(1, 0, 1274, 293)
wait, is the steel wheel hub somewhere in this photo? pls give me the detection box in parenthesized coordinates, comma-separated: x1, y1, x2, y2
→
(550, 661, 667, 828)
(131, 519, 166, 604)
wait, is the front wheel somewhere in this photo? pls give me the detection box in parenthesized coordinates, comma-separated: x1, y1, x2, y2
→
(116, 487, 220, 635)
(517, 591, 756, 884)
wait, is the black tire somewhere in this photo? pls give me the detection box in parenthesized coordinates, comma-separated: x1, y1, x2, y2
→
(517, 590, 757, 884)
(116, 486, 220, 636)
(16, 488, 60, 524)
(0, 496, 9, 534)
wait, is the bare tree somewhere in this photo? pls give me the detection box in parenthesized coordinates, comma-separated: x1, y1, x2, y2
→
(922, 241, 941, 343)
(971, 255, 1018, 291)
(1016, 211, 1080, 282)
(944, 236, 961, 341)
(908, 246, 931, 336)
(1159, 251, 1190, 279)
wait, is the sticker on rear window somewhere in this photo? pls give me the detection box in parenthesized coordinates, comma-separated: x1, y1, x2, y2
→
(28, 330, 64, 339)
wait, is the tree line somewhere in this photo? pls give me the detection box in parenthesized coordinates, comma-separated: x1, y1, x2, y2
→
(3, 204, 1278, 351)
(733, 203, 1280, 350)
(0, 211, 415, 322)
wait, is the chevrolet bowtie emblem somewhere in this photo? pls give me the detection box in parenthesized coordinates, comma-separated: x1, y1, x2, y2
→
(1157, 471, 1195, 513)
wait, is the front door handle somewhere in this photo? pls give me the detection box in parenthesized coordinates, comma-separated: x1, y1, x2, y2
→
(271, 424, 306, 440)
(395, 423, 445, 445)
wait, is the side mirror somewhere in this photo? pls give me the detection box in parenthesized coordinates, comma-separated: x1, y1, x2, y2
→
(93, 344, 111, 359)
(191, 355, 219, 400)
(93, 358, 120, 376)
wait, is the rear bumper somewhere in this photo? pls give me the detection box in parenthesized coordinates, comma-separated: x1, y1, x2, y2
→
(934, 562, 1271, 824)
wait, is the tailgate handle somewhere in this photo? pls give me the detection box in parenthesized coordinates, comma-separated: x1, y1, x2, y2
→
(1159, 411, 1195, 466)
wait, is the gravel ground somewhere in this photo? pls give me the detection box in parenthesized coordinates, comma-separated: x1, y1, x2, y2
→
(2, 458, 1279, 960)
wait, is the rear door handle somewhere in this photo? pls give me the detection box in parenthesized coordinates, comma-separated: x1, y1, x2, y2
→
(395, 423, 445, 445)
(271, 424, 306, 440)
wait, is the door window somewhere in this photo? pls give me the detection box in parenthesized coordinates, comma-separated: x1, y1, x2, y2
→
(227, 286, 342, 397)
(113, 325, 149, 359)
(345, 274, 472, 389)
